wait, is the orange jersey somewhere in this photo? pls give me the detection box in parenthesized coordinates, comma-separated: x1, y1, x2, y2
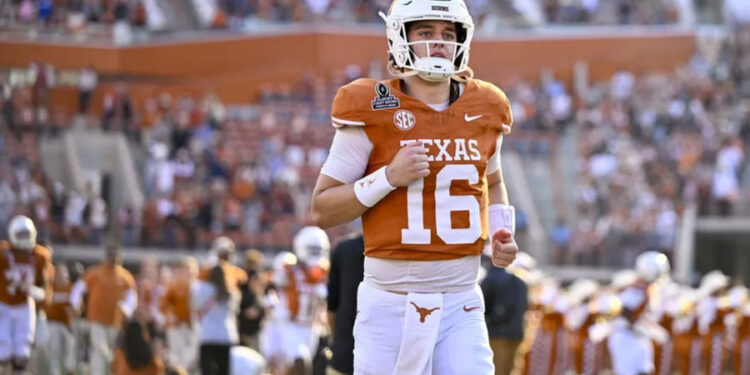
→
(199, 262, 247, 289)
(0, 241, 53, 305)
(281, 264, 327, 323)
(331, 78, 512, 260)
(160, 279, 191, 326)
(47, 283, 73, 326)
(83, 264, 136, 327)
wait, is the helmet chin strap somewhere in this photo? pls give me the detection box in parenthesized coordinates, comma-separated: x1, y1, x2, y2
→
(417, 71, 451, 82)
(387, 60, 474, 83)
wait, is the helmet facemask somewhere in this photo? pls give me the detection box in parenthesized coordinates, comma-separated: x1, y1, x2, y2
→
(379, 0, 474, 82)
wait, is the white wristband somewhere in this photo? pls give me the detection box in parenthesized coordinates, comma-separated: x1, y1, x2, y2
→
(354, 166, 396, 207)
(489, 204, 515, 236)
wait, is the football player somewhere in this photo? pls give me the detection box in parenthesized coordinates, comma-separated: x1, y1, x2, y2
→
(46, 263, 75, 375)
(0, 215, 53, 375)
(310, 0, 518, 373)
(70, 246, 137, 375)
(161, 256, 199, 372)
(200, 236, 248, 288)
(267, 227, 329, 375)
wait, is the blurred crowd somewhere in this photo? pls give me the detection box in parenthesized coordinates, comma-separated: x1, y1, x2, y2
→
(0, 0, 721, 35)
(207, 0, 693, 29)
(1, 0, 153, 30)
(132, 69, 367, 250)
(0, 62, 102, 247)
(552, 31, 750, 268)
(537, 0, 688, 25)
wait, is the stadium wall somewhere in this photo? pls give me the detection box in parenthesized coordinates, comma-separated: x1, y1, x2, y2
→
(0, 28, 695, 111)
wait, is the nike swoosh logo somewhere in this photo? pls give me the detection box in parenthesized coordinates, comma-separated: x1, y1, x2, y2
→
(464, 114, 483, 122)
(463, 305, 480, 312)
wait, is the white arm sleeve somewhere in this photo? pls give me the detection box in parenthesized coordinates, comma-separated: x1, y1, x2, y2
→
(70, 280, 87, 310)
(486, 134, 504, 175)
(118, 289, 138, 319)
(320, 126, 373, 184)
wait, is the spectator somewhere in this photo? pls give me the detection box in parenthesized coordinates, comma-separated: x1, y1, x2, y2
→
(64, 190, 87, 243)
(712, 137, 744, 216)
(117, 205, 138, 247)
(2, 89, 19, 141)
(0, 175, 15, 233)
(87, 189, 108, 246)
(78, 65, 98, 114)
(550, 217, 572, 264)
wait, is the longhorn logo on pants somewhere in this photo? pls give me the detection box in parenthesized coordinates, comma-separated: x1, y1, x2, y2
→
(410, 302, 440, 323)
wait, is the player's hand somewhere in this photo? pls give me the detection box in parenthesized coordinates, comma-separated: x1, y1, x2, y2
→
(386, 141, 430, 187)
(491, 228, 518, 268)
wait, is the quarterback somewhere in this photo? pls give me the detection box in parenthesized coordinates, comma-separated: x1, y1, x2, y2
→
(0, 215, 53, 375)
(311, 0, 518, 373)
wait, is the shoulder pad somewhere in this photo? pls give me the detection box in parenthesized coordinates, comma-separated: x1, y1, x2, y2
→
(472, 79, 513, 134)
(331, 78, 381, 128)
(34, 244, 52, 259)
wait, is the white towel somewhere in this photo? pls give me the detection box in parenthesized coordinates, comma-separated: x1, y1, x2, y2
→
(392, 292, 443, 375)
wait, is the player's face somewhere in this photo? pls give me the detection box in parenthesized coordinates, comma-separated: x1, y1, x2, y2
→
(406, 20, 458, 61)
(106, 248, 122, 266)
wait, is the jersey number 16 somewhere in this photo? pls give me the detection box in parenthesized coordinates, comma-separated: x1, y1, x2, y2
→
(401, 164, 482, 245)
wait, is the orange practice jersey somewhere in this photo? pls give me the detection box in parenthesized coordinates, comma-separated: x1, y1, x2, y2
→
(0, 241, 53, 305)
(83, 264, 136, 327)
(47, 283, 73, 326)
(199, 262, 247, 288)
(160, 279, 192, 326)
(331, 78, 512, 260)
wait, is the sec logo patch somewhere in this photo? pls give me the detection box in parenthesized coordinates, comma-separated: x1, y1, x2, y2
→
(393, 110, 416, 131)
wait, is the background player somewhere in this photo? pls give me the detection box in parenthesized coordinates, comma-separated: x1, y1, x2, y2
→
(0, 215, 53, 375)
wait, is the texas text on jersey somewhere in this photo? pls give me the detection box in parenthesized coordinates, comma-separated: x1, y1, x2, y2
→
(331, 78, 512, 260)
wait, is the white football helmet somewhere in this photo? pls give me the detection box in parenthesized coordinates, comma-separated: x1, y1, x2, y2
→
(379, 0, 475, 82)
(698, 270, 729, 297)
(293, 226, 330, 265)
(567, 278, 599, 306)
(8, 215, 37, 251)
(635, 251, 670, 283)
(271, 251, 297, 288)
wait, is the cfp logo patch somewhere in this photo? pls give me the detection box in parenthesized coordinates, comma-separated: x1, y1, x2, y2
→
(371, 83, 400, 110)
(393, 110, 416, 131)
